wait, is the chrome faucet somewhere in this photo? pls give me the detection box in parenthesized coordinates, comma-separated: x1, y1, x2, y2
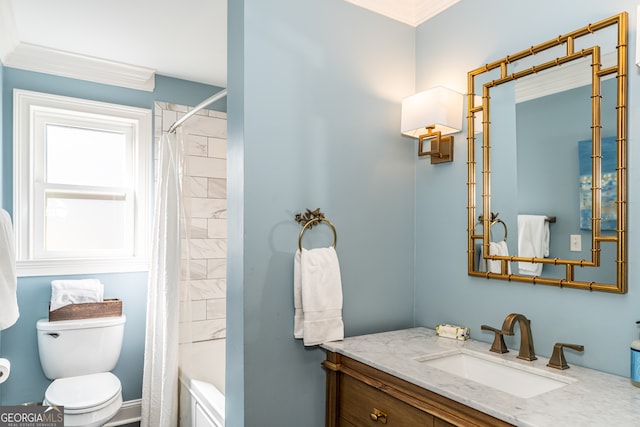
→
(501, 313, 536, 361)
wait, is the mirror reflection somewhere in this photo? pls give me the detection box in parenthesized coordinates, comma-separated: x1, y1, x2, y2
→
(467, 12, 627, 293)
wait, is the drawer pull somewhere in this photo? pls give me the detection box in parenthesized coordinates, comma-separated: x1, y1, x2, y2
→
(370, 408, 388, 424)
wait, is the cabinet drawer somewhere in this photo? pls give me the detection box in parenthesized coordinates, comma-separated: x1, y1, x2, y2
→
(340, 374, 434, 426)
(434, 419, 456, 427)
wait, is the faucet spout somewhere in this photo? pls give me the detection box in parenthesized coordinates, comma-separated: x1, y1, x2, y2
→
(501, 313, 537, 361)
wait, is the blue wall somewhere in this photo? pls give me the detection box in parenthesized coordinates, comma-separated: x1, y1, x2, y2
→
(0, 68, 224, 405)
(415, 0, 640, 377)
(227, 1, 416, 425)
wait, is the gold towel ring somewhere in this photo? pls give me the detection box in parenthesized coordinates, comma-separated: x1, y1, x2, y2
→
(491, 218, 508, 242)
(298, 217, 337, 251)
(478, 214, 508, 242)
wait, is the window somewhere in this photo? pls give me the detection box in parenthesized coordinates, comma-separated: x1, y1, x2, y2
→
(14, 90, 151, 276)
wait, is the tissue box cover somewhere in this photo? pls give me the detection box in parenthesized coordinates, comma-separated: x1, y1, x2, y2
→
(48, 298, 122, 322)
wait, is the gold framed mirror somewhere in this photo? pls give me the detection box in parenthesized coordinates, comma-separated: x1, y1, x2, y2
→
(467, 12, 627, 293)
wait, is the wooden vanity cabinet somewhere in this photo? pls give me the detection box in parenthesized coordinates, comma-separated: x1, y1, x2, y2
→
(323, 351, 515, 427)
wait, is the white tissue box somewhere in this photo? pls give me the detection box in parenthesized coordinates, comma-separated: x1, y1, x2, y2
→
(436, 324, 470, 341)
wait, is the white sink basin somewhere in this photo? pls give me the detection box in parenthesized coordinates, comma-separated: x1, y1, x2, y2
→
(417, 351, 573, 398)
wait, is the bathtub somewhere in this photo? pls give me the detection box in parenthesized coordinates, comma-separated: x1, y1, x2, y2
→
(180, 339, 226, 427)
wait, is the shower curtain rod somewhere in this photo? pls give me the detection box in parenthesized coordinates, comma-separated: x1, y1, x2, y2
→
(168, 88, 227, 133)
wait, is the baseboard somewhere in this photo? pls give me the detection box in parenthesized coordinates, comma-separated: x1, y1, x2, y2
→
(104, 399, 142, 426)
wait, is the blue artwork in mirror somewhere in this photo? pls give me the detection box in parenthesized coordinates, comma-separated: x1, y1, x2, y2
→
(578, 136, 617, 230)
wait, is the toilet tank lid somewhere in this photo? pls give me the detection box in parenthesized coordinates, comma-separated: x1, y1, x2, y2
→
(37, 315, 126, 331)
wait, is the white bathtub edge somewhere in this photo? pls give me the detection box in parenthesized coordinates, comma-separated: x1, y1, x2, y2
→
(181, 376, 225, 427)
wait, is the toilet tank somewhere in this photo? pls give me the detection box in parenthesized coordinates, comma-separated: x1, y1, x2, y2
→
(36, 315, 126, 379)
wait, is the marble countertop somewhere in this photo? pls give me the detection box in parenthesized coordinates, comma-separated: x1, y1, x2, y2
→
(322, 327, 640, 427)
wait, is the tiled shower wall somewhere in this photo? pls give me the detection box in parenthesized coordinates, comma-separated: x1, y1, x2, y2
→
(154, 101, 227, 342)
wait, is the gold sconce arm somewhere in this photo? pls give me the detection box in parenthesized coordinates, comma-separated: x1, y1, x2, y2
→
(418, 126, 454, 164)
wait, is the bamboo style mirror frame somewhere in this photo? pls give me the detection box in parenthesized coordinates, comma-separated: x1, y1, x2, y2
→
(467, 12, 628, 293)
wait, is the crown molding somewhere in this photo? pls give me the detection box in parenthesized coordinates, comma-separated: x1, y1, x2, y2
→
(3, 42, 156, 91)
(345, 0, 416, 26)
(415, 0, 460, 26)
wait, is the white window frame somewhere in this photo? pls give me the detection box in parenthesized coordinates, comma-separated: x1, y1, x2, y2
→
(13, 89, 151, 276)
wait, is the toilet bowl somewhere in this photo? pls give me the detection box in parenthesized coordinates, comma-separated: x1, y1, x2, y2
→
(43, 372, 122, 427)
(36, 316, 126, 427)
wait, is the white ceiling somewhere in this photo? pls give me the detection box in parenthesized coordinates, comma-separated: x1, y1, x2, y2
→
(0, 0, 456, 91)
(1, 0, 227, 89)
(345, 0, 460, 27)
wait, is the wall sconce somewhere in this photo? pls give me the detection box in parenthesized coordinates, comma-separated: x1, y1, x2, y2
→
(400, 87, 463, 164)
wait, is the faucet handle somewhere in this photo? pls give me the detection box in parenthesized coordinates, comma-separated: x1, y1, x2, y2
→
(547, 342, 584, 370)
(481, 324, 509, 354)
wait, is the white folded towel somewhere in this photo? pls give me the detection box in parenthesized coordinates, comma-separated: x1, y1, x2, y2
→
(487, 241, 511, 274)
(50, 279, 104, 311)
(293, 250, 304, 339)
(0, 209, 19, 330)
(295, 247, 344, 346)
(517, 215, 550, 276)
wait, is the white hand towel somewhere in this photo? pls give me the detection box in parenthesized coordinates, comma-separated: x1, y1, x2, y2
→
(299, 247, 344, 346)
(50, 279, 104, 311)
(293, 250, 304, 339)
(487, 241, 511, 274)
(517, 215, 549, 276)
(0, 209, 19, 330)
(476, 243, 487, 272)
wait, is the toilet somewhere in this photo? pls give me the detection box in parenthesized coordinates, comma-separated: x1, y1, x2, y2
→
(36, 315, 126, 427)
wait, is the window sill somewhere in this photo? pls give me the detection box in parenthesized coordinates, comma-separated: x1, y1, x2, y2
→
(17, 258, 149, 277)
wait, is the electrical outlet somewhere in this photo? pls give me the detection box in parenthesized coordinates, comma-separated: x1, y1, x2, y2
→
(570, 234, 581, 252)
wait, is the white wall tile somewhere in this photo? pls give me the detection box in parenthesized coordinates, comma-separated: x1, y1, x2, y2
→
(207, 110, 227, 120)
(190, 218, 208, 239)
(183, 177, 208, 198)
(207, 218, 227, 238)
(156, 102, 227, 344)
(187, 155, 226, 179)
(207, 259, 226, 279)
(190, 198, 226, 219)
(181, 259, 208, 280)
(190, 279, 226, 300)
(186, 238, 226, 259)
(162, 110, 178, 132)
(208, 137, 227, 159)
(187, 134, 208, 157)
(192, 319, 226, 341)
(191, 300, 207, 321)
(185, 115, 227, 139)
(206, 298, 226, 320)
(208, 178, 226, 199)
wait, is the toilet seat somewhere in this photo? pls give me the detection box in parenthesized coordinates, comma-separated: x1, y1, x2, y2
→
(44, 372, 121, 413)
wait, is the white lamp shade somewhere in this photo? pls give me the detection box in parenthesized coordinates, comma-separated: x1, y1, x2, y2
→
(401, 87, 463, 138)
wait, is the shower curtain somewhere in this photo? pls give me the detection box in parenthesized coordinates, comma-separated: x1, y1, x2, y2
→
(141, 129, 189, 426)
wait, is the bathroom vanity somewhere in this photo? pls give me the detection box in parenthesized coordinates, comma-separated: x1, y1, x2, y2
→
(322, 328, 640, 426)
(323, 350, 512, 426)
